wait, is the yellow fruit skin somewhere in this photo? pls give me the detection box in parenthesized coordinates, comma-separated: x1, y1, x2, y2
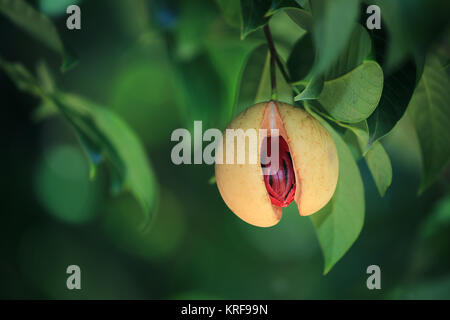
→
(215, 101, 338, 227)
(215, 103, 281, 227)
(278, 103, 338, 215)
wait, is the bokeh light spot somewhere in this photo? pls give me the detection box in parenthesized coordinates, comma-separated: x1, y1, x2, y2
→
(39, 0, 81, 17)
(101, 190, 186, 262)
(34, 145, 99, 224)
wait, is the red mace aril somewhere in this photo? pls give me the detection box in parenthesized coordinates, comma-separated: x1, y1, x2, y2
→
(261, 136, 296, 207)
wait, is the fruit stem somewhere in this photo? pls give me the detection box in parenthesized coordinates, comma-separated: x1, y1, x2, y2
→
(263, 25, 300, 97)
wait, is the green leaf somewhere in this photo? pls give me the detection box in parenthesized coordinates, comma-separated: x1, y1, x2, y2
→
(364, 141, 392, 197)
(267, 0, 301, 16)
(0, 59, 158, 223)
(291, 23, 370, 83)
(343, 129, 363, 161)
(341, 121, 393, 197)
(36, 61, 55, 93)
(283, 7, 312, 31)
(323, 24, 371, 80)
(305, 104, 365, 274)
(232, 44, 269, 119)
(294, 74, 324, 101)
(289, 24, 370, 88)
(310, 0, 360, 76)
(366, 59, 416, 146)
(365, 28, 418, 147)
(343, 121, 368, 145)
(0, 0, 77, 71)
(39, 0, 81, 17)
(0, 58, 44, 97)
(370, 0, 450, 72)
(287, 33, 315, 83)
(318, 61, 383, 123)
(240, 0, 272, 39)
(408, 55, 450, 194)
(233, 44, 293, 119)
(341, 122, 368, 160)
(254, 55, 293, 105)
(289, 24, 372, 105)
(296, 0, 308, 7)
(239, 0, 302, 36)
(33, 61, 59, 121)
(55, 93, 158, 221)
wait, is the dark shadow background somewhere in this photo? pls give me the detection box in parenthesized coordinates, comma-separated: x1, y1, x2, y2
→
(0, 0, 449, 299)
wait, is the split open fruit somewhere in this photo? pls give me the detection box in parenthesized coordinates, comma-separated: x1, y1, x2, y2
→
(215, 101, 339, 227)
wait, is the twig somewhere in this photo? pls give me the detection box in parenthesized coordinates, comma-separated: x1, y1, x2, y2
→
(264, 25, 277, 99)
(263, 25, 300, 96)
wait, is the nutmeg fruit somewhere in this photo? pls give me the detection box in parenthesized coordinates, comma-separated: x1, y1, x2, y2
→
(215, 101, 339, 227)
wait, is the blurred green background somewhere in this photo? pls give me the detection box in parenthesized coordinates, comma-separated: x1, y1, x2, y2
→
(1, 0, 450, 299)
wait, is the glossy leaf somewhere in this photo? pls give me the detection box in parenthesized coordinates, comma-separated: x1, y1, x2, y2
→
(284, 7, 312, 31)
(318, 61, 383, 123)
(305, 104, 365, 274)
(371, 0, 450, 72)
(232, 44, 269, 118)
(287, 33, 315, 83)
(294, 74, 324, 101)
(0, 0, 77, 71)
(367, 60, 416, 146)
(267, 0, 301, 16)
(366, 30, 418, 147)
(57, 93, 158, 218)
(289, 23, 372, 106)
(39, 0, 81, 17)
(240, 0, 304, 38)
(341, 121, 392, 197)
(364, 141, 392, 197)
(254, 55, 293, 105)
(233, 44, 292, 119)
(0, 58, 44, 97)
(324, 24, 371, 80)
(0, 59, 158, 223)
(310, 0, 360, 76)
(240, 0, 272, 39)
(408, 55, 450, 194)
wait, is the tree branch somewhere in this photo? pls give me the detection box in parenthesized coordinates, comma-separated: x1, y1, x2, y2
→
(263, 25, 300, 96)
